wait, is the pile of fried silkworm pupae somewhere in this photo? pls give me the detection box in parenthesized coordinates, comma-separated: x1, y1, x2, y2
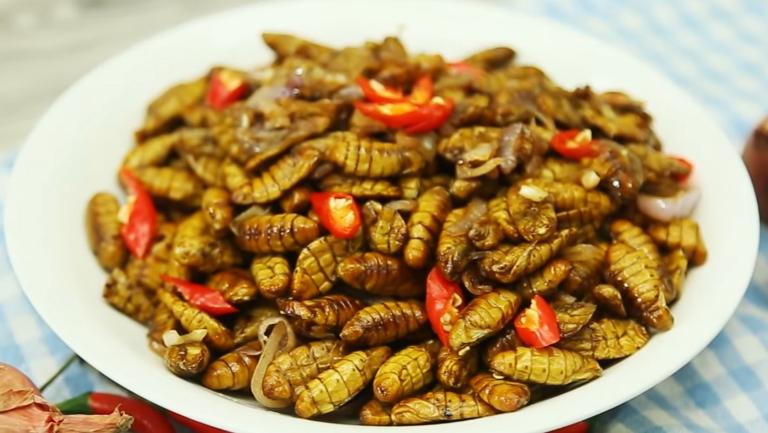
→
(85, 33, 707, 425)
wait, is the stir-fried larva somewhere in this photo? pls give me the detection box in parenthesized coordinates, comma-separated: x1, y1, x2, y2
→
(87, 32, 706, 426)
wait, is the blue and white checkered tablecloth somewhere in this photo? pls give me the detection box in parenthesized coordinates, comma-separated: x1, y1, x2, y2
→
(1, 0, 767, 431)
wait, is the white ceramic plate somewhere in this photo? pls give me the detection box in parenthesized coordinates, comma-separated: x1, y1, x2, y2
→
(5, 1, 759, 432)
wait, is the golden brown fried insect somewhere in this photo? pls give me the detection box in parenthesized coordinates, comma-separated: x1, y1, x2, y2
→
(250, 256, 291, 299)
(262, 339, 347, 403)
(515, 259, 572, 299)
(553, 301, 597, 338)
(478, 228, 579, 284)
(404, 186, 452, 269)
(362, 201, 408, 255)
(340, 301, 427, 346)
(136, 77, 207, 140)
(184, 154, 226, 187)
(448, 289, 521, 352)
(487, 195, 520, 240)
(164, 342, 211, 378)
(436, 346, 479, 389)
(437, 126, 501, 163)
(522, 178, 614, 214)
(588, 141, 645, 203)
(320, 174, 402, 199)
(449, 178, 482, 201)
(469, 373, 530, 413)
(222, 158, 250, 192)
(663, 248, 688, 303)
(230, 213, 319, 254)
(560, 243, 606, 295)
(390, 389, 495, 425)
(461, 266, 495, 296)
(482, 326, 521, 367)
(278, 295, 365, 335)
(158, 290, 234, 351)
(125, 223, 187, 290)
(610, 219, 662, 268)
(279, 186, 313, 214)
(233, 305, 282, 346)
(262, 32, 336, 63)
(231, 148, 321, 205)
(173, 127, 223, 157)
(337, 252, 424, 298)
(86, 192, 127, 270)
(398, 176, 422, 200)
(326, 132, 425, 177)
(607, 242, 673, 331)
(464, 46, 516, 69)
(592, 284, 627, 318)
(556, 207, 605, 230)
(507, 187, 556, 242)
(648, 218, 707, 266)
(360, 399, 392, 426)
(291, 236, 360, 300)
(627, 144, 691, 183)
(295, 346, 392, 418)
(373, 340, 441, 403)
(558, 318, 649, 360)
(202, 341, 262, 391)
(537, 157, 585, 184)
(201, 187, 233, 234)
(133, 166, 204, 206)
(468, 215, 503, 250)
(103, 268, 154, 324)
(123, 132, 178, 169)
(207, 268, 258, 304)
(489, 347, 602, 385)
(172, 212, 242, 272)
(437, 201, 486, 280)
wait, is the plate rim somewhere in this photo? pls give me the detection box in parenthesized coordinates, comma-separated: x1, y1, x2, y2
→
(4, 1, 759, 432)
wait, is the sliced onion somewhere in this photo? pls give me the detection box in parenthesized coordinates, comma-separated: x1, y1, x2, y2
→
(462, 141, 496, 163)
(250, 318, 297, 409)
(257, 317, 297, 350)
(499, 123, 524, 174)
(637, 186, 701, 222)
(246, 83, 292, 113)
(445, 199, 488, 235)
(162, 329, 208, 347)
(384, 199, 417, 213)
(232, 204, 271, 227)
(456, 157, 503, 179)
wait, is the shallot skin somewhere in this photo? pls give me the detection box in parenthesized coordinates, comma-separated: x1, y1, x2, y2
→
(636, 187, 701, 222)
(0, 363, 132, 433)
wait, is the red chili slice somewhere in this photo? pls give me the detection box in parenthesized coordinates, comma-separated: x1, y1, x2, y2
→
(355, 77, 406, 103)
(550, 129, 601, 160)
(670, 156, 694, 183)
(408, 75, 434, 105)
(309, 192, 362, 239)
(514, 295, 561, 348)
(119, 168, 157, 259)
(426, 267, 465, 347)
(206, 69, 249, 110)
(161, 275, 239, 316)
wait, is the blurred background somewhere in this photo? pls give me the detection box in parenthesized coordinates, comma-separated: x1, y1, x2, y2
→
(1, 0, 255, 151)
